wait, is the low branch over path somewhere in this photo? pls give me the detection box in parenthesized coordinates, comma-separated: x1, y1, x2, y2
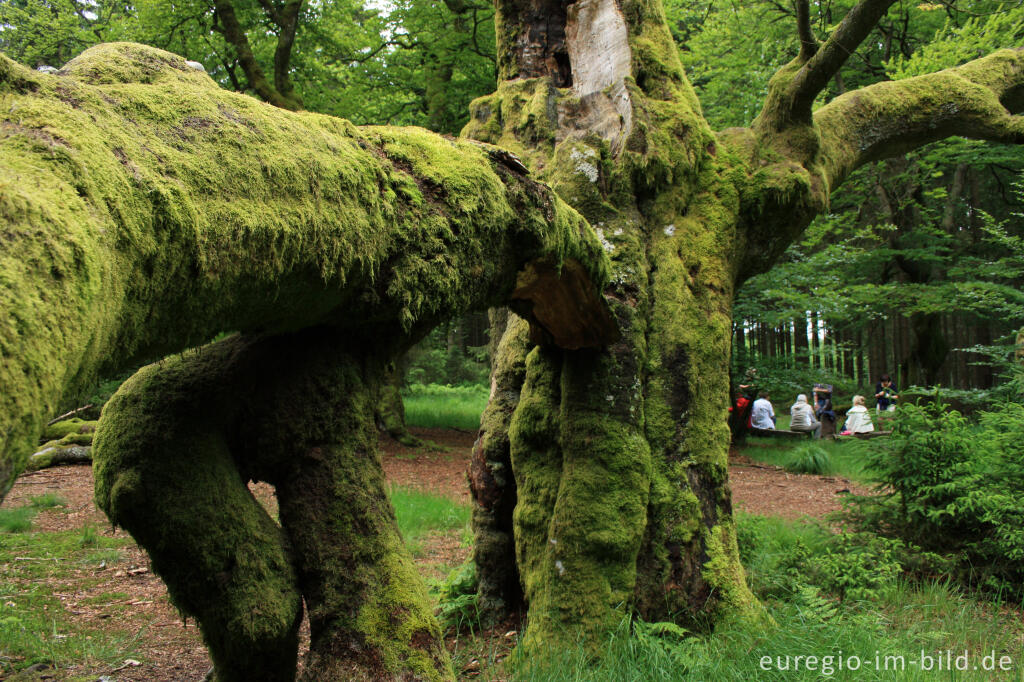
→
(0, 42, 616, 498)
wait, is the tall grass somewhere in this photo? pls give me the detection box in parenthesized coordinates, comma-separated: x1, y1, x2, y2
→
(402, 383, 489, 430)
(509, 512, 1024, 681)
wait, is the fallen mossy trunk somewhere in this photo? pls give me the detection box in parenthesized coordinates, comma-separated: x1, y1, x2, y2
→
(29, 444, 92, 470)
(28, 419, 97, 470)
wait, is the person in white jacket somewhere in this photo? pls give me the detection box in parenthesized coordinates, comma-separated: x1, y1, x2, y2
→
(751, 392, 776, 430)
(842, 395, 875, 434)
(789, 394, 821, 438)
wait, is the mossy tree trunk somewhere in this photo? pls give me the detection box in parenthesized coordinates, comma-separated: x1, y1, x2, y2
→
(2, 2, 1023, 673)
(0, 41, 617, 680)
(466, 0, 1024, 651)
(95, 330, 453, 680)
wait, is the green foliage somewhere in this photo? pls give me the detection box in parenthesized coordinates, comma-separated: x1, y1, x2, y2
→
(402, 383, 489, 431)
(406, 324, 490, 386)
(845, 400, 1024, 597)
(735, 359, 864, 407)
(0, 0, 496, 132)
(0, 0, 126, 68)
(431, 560, 481, 633)
(811, 531, 905, 602)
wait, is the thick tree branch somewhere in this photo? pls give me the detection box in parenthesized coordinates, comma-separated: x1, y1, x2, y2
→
(796, 0, 817, 61)
(793, 0, 897, 114)
(815, 48, 1024, 190)
(0, 43, 616, 498)
(270, 0, 303, 106)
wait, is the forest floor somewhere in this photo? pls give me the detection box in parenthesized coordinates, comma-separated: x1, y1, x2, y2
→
(0, 428, 869, 681)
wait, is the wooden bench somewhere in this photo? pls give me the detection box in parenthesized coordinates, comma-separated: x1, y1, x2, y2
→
(750, 427, 815, 439)
(838, 430, 892, 439)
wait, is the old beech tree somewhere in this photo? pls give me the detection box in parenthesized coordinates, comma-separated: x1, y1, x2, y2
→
(1, 0, 1023, 679)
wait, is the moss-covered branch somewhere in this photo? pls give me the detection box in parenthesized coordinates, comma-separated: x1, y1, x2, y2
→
(0, 42, 614, 499)
(728, 47, 1024, 282)
(756, 0, 898, 131)
(815, 48, 1024, 189)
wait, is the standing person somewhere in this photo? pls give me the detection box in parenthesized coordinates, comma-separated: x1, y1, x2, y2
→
(751, 391, 776, 430)
(841, 395, 874, 434)
(875, 374, 899, 413)
(789, 394, 822, 438)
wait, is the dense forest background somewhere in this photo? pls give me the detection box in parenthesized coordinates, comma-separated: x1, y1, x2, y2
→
(4, 0, 1023, 406)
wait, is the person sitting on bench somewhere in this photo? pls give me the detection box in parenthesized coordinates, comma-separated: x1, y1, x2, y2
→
(841, 395, 875, 434)
(790, 394, 822, 438)
(751, 391, 776, 430)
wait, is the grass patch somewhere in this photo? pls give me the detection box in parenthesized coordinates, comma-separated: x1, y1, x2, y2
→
(29, 493, 67, 509)
(0, 494, 68, 534)
(389, 484, 471, 555)
(403, 383, 488, 431)
(0, 507, 37, 533)
(741, 436, 875, 481)
(0, 529, 140, 677)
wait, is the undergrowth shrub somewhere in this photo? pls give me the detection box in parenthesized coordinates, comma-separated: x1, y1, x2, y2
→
(843, 400, 1024, 598)
(432, 560, 480, 633)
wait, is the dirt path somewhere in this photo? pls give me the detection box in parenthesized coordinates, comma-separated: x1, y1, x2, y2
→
(0, 428, 868, 681)
(728, 453, 872, 520)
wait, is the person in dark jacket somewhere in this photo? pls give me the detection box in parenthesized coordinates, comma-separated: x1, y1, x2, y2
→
(875, 374, 899, 413)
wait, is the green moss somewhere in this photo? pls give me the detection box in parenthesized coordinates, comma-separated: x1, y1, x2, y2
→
(93, 347, 304, 681)
(702, 522, 765, 624)
(94, 330, 456, 680)
(40, 418, 97, 442)
(0, 42, 610, 497)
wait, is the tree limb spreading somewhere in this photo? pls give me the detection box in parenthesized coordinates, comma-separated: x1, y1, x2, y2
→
(758, 0, 898, 130)
(0, 42, 616, 498)
(816, 48, 1024, 190)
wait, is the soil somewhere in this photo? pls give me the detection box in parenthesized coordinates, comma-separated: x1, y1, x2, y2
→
(0, 428, 869, 681)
